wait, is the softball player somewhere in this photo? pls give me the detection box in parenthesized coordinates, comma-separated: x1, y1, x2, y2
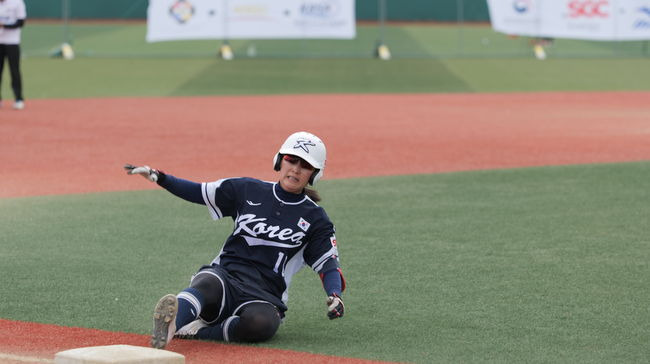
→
(0, 0, 26, 110)
(125, 131, 345, 349)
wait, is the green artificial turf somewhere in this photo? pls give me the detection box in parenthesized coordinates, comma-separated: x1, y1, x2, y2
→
(9, 56, 650, 100)
(21, 22, 650, 59)
(2, 162, 649, 363)
(4, 21, 647, 100)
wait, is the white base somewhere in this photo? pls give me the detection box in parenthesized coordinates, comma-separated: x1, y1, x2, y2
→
(54, 344, 185, 364)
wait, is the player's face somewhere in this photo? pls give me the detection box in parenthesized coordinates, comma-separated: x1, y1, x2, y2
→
(279, 154, 314, 193)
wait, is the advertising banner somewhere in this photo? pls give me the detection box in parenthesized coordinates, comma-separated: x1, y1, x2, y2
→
(487, 0, 650, 40)
(147, 0, 356, 42)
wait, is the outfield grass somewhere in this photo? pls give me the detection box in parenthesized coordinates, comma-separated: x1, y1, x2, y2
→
(7, 57, 649, 100)
(22, 22, 650, 59)
(2, 162, 649, 363)
(3, 22, 647, 99)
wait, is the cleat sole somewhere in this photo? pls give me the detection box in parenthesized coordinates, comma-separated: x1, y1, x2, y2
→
(150, 294, 178, 349)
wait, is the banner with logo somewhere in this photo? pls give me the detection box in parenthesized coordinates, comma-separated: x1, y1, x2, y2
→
(487, 0, 650, 40)
(147, 0, 356, 42)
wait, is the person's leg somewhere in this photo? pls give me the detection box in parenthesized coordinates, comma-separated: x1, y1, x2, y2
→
(193, 301, 281, 343)
(150, 267, 227, 349)
(178, 269, 227, 327)
(232, 302, 281, 342)
(6, 45, 23, 104)
(0, 44, 6, 104)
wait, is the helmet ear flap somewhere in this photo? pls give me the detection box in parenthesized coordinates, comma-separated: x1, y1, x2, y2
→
(276, 153, 322, 186)
(273, 153, 282, 171)
(309, 169, 323, 185)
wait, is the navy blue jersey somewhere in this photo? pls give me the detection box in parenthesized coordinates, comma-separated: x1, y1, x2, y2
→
(201, 177, 340, 307)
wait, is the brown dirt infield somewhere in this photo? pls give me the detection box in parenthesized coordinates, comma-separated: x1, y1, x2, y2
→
(1, 92, 649, 198)
(0, 319, 389, 364)
(1, 91, 649, 363)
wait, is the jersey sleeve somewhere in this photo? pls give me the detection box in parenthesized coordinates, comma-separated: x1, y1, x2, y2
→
(201, 178, 241, 220)
(303, 221, 340, 274)
(158, 173, 204, 205)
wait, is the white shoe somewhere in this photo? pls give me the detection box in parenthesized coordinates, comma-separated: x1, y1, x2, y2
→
(151, 294, 178, 349)
(13, 100, 24, 110)
(175, 319, 208, 339)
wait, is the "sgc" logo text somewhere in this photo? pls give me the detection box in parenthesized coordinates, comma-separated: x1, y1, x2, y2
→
(568, 0, 609, 18)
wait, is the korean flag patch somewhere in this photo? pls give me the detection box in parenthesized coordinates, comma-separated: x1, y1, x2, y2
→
(297, 217, 310, 232)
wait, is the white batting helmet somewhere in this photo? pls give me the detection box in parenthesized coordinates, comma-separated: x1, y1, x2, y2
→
(273, 131, 327, 185)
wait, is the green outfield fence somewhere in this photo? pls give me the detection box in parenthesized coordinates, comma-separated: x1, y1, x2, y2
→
(22, 0, 650, 59)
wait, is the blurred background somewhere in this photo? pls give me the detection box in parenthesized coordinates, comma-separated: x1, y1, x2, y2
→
(22, 0, 650, 59)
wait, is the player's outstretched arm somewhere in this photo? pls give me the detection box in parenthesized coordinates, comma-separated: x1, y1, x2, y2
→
(124, 163, 161, 182)
(123, 163, 204, 205)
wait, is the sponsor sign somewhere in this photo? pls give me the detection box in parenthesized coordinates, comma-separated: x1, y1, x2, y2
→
(487, 0, 650, 40)
(147, 0, 355, 42)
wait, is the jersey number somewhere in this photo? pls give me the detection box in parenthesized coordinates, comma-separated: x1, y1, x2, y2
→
(273, 252, 287, 276)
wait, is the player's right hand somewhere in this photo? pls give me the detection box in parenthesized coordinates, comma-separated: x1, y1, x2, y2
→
(124, 164, 160, 182)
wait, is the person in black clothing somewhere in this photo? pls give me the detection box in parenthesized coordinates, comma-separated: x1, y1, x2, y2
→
(0, 0, 26, 110)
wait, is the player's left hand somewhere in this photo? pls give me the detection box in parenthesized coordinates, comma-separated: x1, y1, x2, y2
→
(124, 163, 160, 182)
(326, 294, 344, 320)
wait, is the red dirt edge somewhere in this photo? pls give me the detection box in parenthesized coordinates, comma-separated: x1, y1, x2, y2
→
(0, 319, 393, 363)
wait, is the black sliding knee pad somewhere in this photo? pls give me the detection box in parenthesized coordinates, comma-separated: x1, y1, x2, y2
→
(189, 271, 225, 322)
(234, 303, 281, 342)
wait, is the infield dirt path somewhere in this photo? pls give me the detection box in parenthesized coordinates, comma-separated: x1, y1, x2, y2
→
(1, 92, 649, 198)
(1, 91, 649, 363)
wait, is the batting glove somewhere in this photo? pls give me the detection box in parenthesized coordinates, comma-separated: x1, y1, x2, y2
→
(326, 293, 344, 320)
(124, 163, 160, 182)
